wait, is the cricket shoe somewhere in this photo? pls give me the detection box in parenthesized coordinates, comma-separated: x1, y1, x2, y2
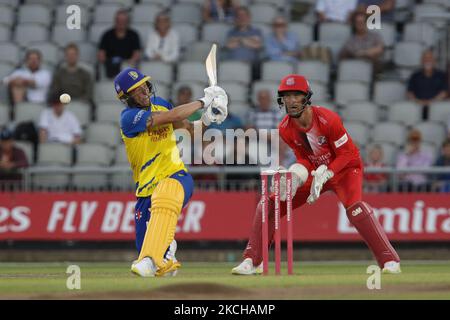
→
(231, 258, 263, 275)
(382, 261, 402, 274)
(156, 240, 180, 277)
(131, 257, 157, 277)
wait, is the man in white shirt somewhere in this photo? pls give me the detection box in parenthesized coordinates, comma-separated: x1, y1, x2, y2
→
(38, 94, 82, 145)
(145, 12, 180, 63)
(316, 0, 358, 23)
(3, 49, 51, 105)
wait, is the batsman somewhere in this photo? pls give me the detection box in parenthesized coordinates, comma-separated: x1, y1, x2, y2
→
(114, 67, 228, 277)
(232, 74, 401, 275)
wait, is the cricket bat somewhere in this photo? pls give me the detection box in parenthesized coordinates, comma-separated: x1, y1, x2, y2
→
(205, 43, 217, 86)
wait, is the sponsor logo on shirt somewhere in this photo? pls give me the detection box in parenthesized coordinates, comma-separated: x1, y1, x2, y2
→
(318, 136, 327, 145)
(133, 110, 146, 125)
(334, 133, 348, 148)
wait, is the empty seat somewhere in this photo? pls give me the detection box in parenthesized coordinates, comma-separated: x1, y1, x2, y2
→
(343, 121, 370, 146)
(309, 82, 329, 101)
(289, 22, 313, 48)
(373, 80, 406, 106)
(172, 23, 198, 49)
(335, 82, 370, 106)
(100, 0, 135, 7)
(131, 3, 163, 24)
(414, 3, 447, 26)
(202, 23, 230, 47)
(28, 42, 60, 66)
(89, 23, 112, 43)
(372, 23, 396, 48)
(55, 4, 90, 26)
(140, 0, 171, 6)
(140, 61, 173, 85)
(14, 24, 49, 47)
(152, 83, 170, 99)
(0, 25, 10, 42)
(372, 122, 407, 146)
(221, 81, 249, 103)
(85, 122, 120, 147)
(228, 102, 251, 123)
(0, 104, 9, 126)
(251, 81, 279, 105)
(428, 101, 450, 124)
(415, 121, 446, 146)
(249, 4, 278, 24)
(76, 42, 97, 65)
(313, 101, 337, 113)
(37, 143, 72, 166)
(0, 5, 14, 27)
(93, 4, 122, 24)
(177, 61, 207, 83)
(318, 22, 351, 59)
(387, 101, 422, 126)
(18, 4, 52, 26)
(0, 43, 20, 66)
(219, 61, 251, 84)
(338, 59, 373, 83)
(394, 41, 424, 69)
(69, 101, 91, 127)
(96, 102, 123, 124)
(0, 63, 13, 82)
(261, 61, 295, 82)
(170, 3, 202, 25)
(297, 60, 330, 85)
(52, 24, 86, 47)
(61, 0, 97, 9)
(75, 143, 112, 166)
(404, 22, 437, 47)
(95, 81, 116, 103)
(14, 102, 45, 124)
(25, 0, 58, 6)
(342, 101, 379, 126)
(183, 41, 214, 62)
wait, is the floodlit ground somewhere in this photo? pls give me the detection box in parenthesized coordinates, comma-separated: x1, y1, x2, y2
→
(0, 261, 449, 299)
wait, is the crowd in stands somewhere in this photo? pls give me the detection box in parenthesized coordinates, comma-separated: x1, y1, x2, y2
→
(0, 0, 449, 192)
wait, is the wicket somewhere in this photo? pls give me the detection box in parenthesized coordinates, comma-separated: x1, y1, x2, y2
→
(260, 169, 294, 275)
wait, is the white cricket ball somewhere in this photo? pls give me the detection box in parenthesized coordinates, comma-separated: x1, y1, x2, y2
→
(59, 93, 71, 104)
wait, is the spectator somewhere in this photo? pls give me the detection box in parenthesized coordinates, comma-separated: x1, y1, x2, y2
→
(202, 0, 240, 23)
(356, 0, 395, 22)
(364, 144, 388, 192)
(246, 89, 281, 130)
(396, 129, 434, 192)
(434, 139, 450, 192)
(145, 12, 180, 63)
(98, 9, 141, 79)
(265, 16, 301, 63)
(407, 49, 448, 120)
(48, 43, 93, 105)
(0, 127, 29, 186)
(38, 94, 82, 145)
(174, 86, 201, 121)
(316, 0, 358, 23)
(225, 6, 263, 76)
(3, 49, 51, 105)
(339, 11, 384, 73)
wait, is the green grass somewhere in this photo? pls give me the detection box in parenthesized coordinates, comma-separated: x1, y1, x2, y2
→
(0, 261, 449, 299)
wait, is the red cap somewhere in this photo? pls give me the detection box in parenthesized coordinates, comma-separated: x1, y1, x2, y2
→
(278, 74, 310, 94)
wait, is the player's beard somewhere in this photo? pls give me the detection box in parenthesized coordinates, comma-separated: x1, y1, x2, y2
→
(286, 104, 306, 118)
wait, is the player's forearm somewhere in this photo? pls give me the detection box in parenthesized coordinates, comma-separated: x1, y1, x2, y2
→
(149, 101, 203, 127)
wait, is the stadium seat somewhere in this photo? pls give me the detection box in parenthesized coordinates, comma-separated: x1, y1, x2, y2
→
(0, 63, 13, 81)
(423, 0, 450, 8)
(25, 0, 58, 6)
(338, 59, 373, 84)
(422, 142, 438, 163)
(0, 5, 15, 27)
(0, 43, 20, 66)
(334, 82, 370, 106)
(394, 41, 424, 68)
(178, 61, 208, 83)
(249, 4, 278, 24)
(69, 101, 91, 127)
(100, 0, 135, 7)
(131, 3, 163, 24)
(89, 23, 112, 43)
(114, 145, 129, 165)
(140, 0, 171, 7)
(309, 82, 329, 101)
(221, 81, 249, 103)
(202, 23, 230, 47)
(171, 82, 205, 103)
(289, 23, 314, 48)
(253, 23, 271, 37)
(172, 23, 199, 49)
(373, 80, 406, 106)
(366, 142, 398, 166)
(228, 102, 251, 123)
(343, 121, 370, 146)
(37, 143, 72, 166)
(415, 121, 447, 146)
(219, 61, 251, 84)
(96, 102, 123, 124)
(318, 22, 351, 60)
(85, 122, 121, 147)
(76, 42, 97, 65)
(297, 60, 330, 85)
(261, 61, 295, 82)
(140, 61, 173, 85)
(0, 104, 9, 126)
(170, 3, 202, 25)
(111, 168, 135, 191)
(93, 4, 122, 24)
(14, 24, 49, 48)
(18, 4, 52, 26)
(372, 22, 396, 48)
(387, 101, 422, 127)
(52, 25, 86, 47)
(95, 81, 117, 104)
(14, 102, 45, 125)
(55, 4, 91, 26)
(153, 83, 170, 100)
(0, 25, 10, 42)
(15, 141, 33, 164)
(428, 101, 450, 125)
(313, 101, 337, 113)
(75, 143, 112, 166)
(61, 0, 97, 9)
(183, 41, 214, 62)
(372, 122, 407, 146)
(414, 3, 447, 27)
(130, 24, 151, 46)
(28, 42, 60, 67)
(342, 101, 379, 126)
(404, 22, 437, 47)
(251, 81, 279, 105)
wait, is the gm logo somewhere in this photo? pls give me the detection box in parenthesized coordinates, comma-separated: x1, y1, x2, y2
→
(352, 207, 362, 217)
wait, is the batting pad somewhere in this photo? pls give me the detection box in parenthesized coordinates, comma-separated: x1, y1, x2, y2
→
(138, 178, 184, 268)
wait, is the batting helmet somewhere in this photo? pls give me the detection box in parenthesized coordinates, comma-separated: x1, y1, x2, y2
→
(114, 67, 153, 106)
(277, 74, 313, 108)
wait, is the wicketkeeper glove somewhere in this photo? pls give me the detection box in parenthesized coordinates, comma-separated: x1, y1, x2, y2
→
(307, 164, 334, 204)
